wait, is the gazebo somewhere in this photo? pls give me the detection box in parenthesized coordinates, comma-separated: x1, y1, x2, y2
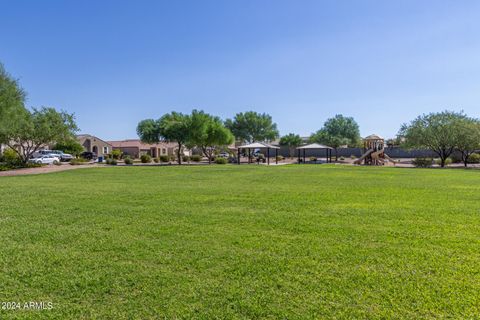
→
(296, 143, 333, 163)
(237, 142, 280, 165)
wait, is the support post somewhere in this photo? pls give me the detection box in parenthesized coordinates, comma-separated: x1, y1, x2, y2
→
(267, 148, 270, 165)
(275, 149, 278, 164)
(303, 149, 306, 164)
(237, 148, 240, 165)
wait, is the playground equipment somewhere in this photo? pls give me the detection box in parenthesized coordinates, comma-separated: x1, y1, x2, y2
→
(354, 134, 395, 165)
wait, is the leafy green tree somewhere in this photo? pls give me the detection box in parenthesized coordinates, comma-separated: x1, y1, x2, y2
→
(455, 117, 480, 167)
(279, 133, 302, 157)
(201, 117, 234, 164)
(53, 139, 84, 156)
(137, 112, 190, 164)
(0, 63, 28, 145)
(399, 111, 468, 168)
(310, 114, 360, 160)
(5, 107, 78, 163)
(225, 111, 279, 143)
(181, 110, 234, 164)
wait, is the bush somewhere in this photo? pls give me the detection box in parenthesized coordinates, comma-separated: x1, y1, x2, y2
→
(140, 154, 151, 163)
(350, 155, 357, 159)
(153, 157, 159, 163)
(124, 157, 133, 165)
(70, 158, 88, 165)
(159, 155, 169, 163)
(435, 158, 452, 166)
(105, 158, 117, 165)
(468, 153, 480, 164)
(169, 154, 176, 162)
(191, 155, 202, 162)
(182, 155, 190, 162)
(276, 155, 284, 161)
(412, 157, 433, 168)
(450, 154, 463, 163)
(215, 157, 227, 164)
(2, 148, 21, 166)
(339, 156, 345, 161)
(111, 149, 122, 160)
(310, 157, 317, 162)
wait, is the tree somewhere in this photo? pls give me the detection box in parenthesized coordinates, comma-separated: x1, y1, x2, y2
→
(279, 133, 302, 157)
(200, 117, 234, 164)
(137, 112, 190, 164)
(53, 139, 84, 156)
(5, 107, 78, 163)
(399, 111, 468, 168)
(225, 111, 279, 143)
(0, 63, 28, 145)
(310, 114, 360, 160)
(455, 118, 480, 167)
(180, 110, 234, 164)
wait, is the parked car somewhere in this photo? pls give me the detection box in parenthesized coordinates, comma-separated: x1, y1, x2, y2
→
(38, 150, 74, 161)
(28, 155, 60, 165)
(80, 152, 96, 160)
(219, 152, 230, 158)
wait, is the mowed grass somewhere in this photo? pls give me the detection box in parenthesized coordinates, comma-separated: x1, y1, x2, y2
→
(1, 165, 480, 319)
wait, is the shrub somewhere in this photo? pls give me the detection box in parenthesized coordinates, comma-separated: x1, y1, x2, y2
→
(450, 154, 463, 163)
(339, 156, 345, 161)
(182, 155, 190, 162)
(435, 158, 452, 166)
(310, 157, 317, 162)
(153, 157, 160, 163)
(215, 157, 227, 164)
(412, 157, 433, 168)
(159, 155, 169, 163)
(140, 154, 151, 163)
(169, 154, 176, 162)
(111, 149, 122, 160)
(350, 155, 357, 159)
(2, 148, 21, 166)
(468, 153, 480, 164)
(0, 164, 11, 171)
(105, 158, 117, 165)
(70, 158, 88, 165)
(191, 155, 202, 162)
(124, 157, 133, 165)
(276, 155, 284, 161)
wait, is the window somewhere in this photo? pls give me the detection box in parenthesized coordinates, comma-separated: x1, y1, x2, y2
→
(103, 146, 108, 154)
(162, 148, 167, 155)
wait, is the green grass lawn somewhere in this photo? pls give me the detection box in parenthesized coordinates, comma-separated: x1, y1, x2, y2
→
(1, 165, 480, 319)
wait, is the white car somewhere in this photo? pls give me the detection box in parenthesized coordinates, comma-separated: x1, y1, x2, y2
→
(29, 155, 60, 165)
(219, 152, 230, 158)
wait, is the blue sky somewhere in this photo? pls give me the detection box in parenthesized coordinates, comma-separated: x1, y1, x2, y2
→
(2, 0, 480, 140)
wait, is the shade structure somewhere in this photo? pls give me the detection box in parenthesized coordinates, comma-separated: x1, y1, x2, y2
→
(237, 142, 280, 165)
(296, 143, 333, 164)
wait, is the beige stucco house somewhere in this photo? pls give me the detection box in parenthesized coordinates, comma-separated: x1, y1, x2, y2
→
(77, 134, 112, 157)
(108, 139, 190, 159)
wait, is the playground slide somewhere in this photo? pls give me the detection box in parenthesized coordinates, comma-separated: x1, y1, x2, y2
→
(384, 153, 396, 165)
(354, 149, 374, 164)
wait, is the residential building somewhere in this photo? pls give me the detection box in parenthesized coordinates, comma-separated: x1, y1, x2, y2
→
(77, 134, 112, 157)
(108, 139, 187, 158)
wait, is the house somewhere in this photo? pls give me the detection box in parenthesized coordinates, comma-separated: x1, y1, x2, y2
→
(108, 139, 187, 159)
(77, 134, 112, 157)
